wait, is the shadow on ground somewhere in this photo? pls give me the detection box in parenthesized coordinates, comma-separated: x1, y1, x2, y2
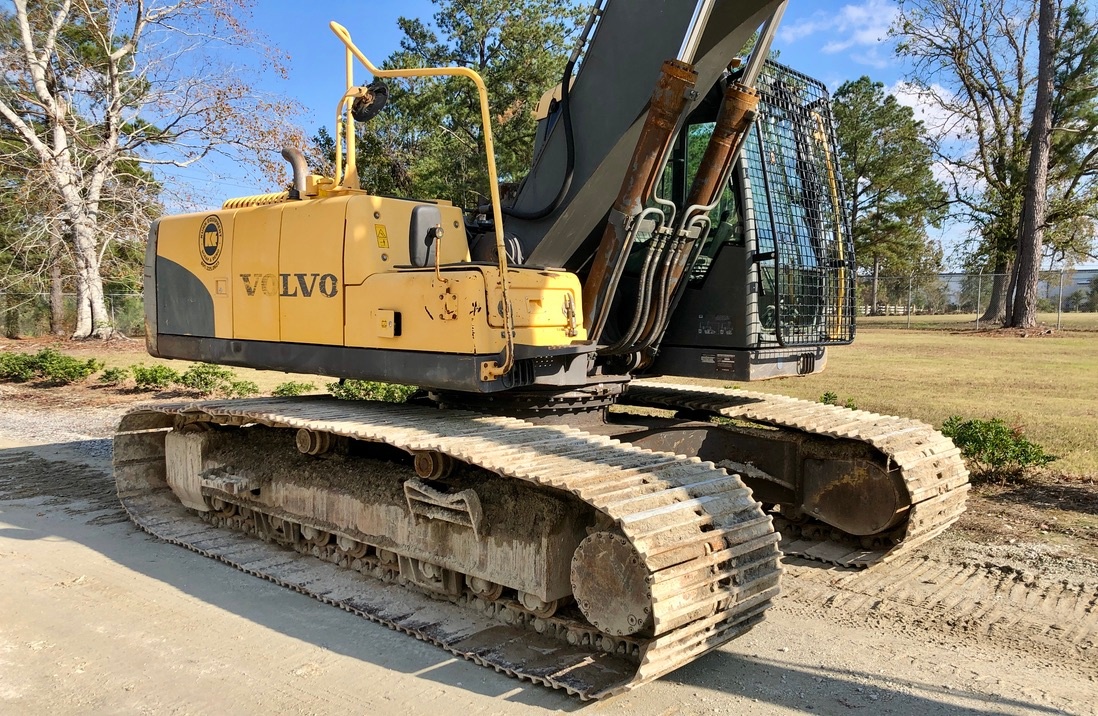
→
(0, 440, 1072, 715)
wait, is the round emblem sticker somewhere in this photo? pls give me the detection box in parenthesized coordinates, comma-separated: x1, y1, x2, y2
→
(199, 215, 224, 270)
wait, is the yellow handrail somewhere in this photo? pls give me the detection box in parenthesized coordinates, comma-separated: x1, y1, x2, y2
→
(329, 21, 514, 379)
(813, 111, 846, 339)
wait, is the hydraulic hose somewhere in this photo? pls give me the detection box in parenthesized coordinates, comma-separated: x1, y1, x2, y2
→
(500, 58, 577, 221)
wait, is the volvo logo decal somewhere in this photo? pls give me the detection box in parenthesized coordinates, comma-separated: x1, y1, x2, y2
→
(199, 215, 224, 270)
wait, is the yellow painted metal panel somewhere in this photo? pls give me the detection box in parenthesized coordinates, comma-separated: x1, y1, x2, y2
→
(344, 195, 468, 286)
(279, 197, 348, 345)
(231, 205, 285, 341)
(345, 266, 586, 353)
(157, 210, 234, 337)
(345, 270, 499, 354)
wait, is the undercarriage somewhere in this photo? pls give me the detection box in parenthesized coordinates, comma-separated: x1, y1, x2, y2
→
(113, 381, 967, 698)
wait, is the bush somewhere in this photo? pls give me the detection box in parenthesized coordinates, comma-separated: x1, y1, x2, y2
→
(0, 348, 101, 386)
(0, 352, 36, 382)
(37, 351, 104, 386)
(819, 391, 857, 410)
(132, 364, 181, 390)
(941, 416, 1055, 482)
(225, 379, 259, 398)
(178, 363, 235, 395)
(327, 379, 416, 403)
(97, 366, 131, 385)
(273, 380, 315, 397)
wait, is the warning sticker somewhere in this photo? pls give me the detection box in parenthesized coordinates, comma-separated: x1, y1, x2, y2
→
(374, 224, 389, 248)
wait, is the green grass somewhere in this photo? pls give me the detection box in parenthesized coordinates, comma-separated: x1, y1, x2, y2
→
(5, 331, 1096, 478)
(709, 329, 1098, 479)
(859, 312, 1098, 331)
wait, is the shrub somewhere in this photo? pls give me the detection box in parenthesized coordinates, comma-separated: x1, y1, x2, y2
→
(273, 380, 315, 397)
(941, 416, 1055, 482)
(178, 363, 235, 395)
(132, 364, 181, 390)
(98, 366, 131, 385)
(327, 379, 416, 402)
(819, 391, 857, 410)
(33, 349, 103, 386)
(225, 379, 259, 398)
(0, 349, 101, 386)
(0, 351, 36, 382)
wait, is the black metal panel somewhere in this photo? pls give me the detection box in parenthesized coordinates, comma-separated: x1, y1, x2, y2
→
(154, 335, 591, 394)
(645, 344, 826, 382)
(155, 256, 215, 338)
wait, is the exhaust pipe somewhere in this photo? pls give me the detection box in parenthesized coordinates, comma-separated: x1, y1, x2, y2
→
(282, 146, 309, 200)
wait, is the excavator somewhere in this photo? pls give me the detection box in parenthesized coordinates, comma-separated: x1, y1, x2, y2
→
(114, 0, 969, 700)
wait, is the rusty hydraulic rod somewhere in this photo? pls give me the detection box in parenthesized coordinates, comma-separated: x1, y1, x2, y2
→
(581, 59, 698, 342)
(685, 83, 759, 213)
(625, 81, 759, 359)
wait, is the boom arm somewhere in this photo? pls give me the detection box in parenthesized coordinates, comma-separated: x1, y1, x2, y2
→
(505, 0, 787, 270)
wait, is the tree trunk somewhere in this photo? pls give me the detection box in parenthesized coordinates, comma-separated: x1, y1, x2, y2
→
(871, 255, 881, 315)
(3, 292, 19, 339)
(1004, 244, 1021, 326)
(70, 214, 112, 339)
(49, 244, 65, 336)
(1010, 0, 1056, 329)
(980, 258, 1011, 323)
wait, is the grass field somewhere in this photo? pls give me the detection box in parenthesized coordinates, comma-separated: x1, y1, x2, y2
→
(859, 311, 1098, 331)
(4, 326, 1097, 479)
(717, 328, 1098, 479)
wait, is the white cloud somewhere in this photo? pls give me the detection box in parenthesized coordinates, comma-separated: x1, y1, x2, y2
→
(886, 81, 978, 144)
(780, 0, 898, 62)
(886, 82, 983, 194)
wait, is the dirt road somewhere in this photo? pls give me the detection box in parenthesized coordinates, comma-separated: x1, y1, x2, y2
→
(0, 410, 1095, 715)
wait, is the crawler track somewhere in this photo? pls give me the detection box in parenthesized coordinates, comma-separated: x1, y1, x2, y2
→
(621, 381, 970, 567)
(113, 397, 781, 700)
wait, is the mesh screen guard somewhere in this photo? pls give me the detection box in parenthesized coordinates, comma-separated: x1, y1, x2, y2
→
(742, 61, 856, 347)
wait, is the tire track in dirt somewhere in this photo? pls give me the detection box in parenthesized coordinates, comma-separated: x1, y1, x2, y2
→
(780, 555, 1098, 675)
(5, 446, 1097, 685)
(0, 450, 123, 520)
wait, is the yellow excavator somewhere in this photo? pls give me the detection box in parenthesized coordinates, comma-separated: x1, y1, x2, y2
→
(114, 0, 969, 699)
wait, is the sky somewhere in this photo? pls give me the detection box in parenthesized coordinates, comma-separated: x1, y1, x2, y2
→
(157, 0, 1088, 270)
(165, 0, 910, 197)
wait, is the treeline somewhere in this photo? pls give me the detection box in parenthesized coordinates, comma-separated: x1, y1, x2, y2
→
(838, 0, 1098, 326)
(0, 0, 300, 338)
(3, 0, 1097, 336)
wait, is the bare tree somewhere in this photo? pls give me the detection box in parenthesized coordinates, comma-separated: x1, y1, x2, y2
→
(0, 0, 301, 338)
(894, 0, 1098, 325)
(893, 0, 1038, 324)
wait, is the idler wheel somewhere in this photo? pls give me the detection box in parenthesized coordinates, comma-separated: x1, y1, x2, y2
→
(570, 531, 653, 636)
(300, 524, 332, 547)
(519, 591, 559, 618)
(296, 429, 332, 456)
(337, 535, 369, 558)
(413, 450, 453, 479)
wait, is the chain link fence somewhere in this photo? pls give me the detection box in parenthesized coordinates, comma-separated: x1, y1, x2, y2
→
(3, 270, 1098, 338)
(1, 293, 144, 338)
(857, 269, 1098, 329)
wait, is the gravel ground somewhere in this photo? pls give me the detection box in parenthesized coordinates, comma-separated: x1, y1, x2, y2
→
(0, 401, 122, 461)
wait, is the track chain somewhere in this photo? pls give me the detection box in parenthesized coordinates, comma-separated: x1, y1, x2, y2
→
(621, 381, 970, 568)
(114, 397, 782, 699)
